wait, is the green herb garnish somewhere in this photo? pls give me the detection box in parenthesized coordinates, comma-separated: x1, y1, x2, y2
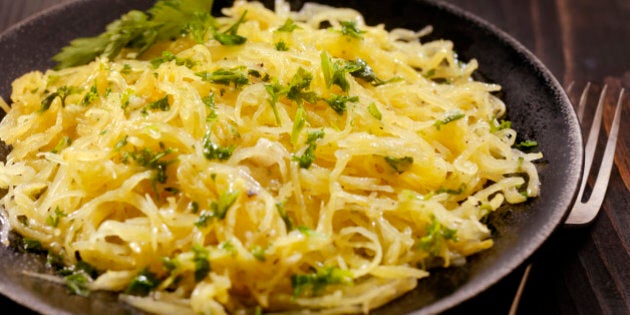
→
(21, 238, 45, 253)
(417, 216, 458, 256)
(384, 156, 414, 174)
(81, 84, 99, 106)
(142, 95, 170, 114)
(490, 119, 512, 133)
(251, 246, 266, 262)
(125, 268, 161, 296)
(275, 41, 289, 51)
(287, 67, 318, 105)
(197, 67, 249, 88)
(291, 105, 307, 146)
(51, 136, 72, 154)
(192, 244, 211, 282)
(347, 58, 400, 86)
(127, 144, 176, 184)
(213, 10, 248, 45)
(436, 183, 467, 195)
(276, 18, 301, 32)
(40, 86, 79, 111)
(46, 206, 67, 227)
(195, 190, 240, 226)
(150, 51, 195, 68)
(64, 273, 91, 296)
(52, 0, 215, 69)
(323, 94, 358, 115)
(514, 140, 538, 150)
(434, 112, 465, 130)
(276, 202, 294, 231)
(293, 129, 325, 169)
(202, 131, 235, 161)
(321, 51, 356, 92)
(291, 266, 353, 297)
(367, 102, 382, 120)
(265, 82, 287, 125)
(338, 20, 365, 39)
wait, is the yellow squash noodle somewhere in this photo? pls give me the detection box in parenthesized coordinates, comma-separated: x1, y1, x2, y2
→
(0, 1, 541, 314)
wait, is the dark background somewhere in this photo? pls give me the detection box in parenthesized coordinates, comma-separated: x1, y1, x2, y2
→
(0, 0, 628, 314)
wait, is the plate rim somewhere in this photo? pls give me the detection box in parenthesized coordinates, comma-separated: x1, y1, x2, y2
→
(0, 0, 583, 314)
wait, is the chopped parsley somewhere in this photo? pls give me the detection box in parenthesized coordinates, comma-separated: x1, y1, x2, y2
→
(51, 136, 72, 154)
(121, 64, 133, 74)
(436, 183, 467, 195)
(265, 81, 287, 125)
(337, 20, 365, 39)
(62, 260, 98, 296)
(287, 67, 318, 105)
(291, 266, 353, 297)
(321, 51, 356, 92)
(213, 190, 240, 219)
(367, 102, 382, 120)
(81, 84, 99, 106)
(46, 206, 67, 227)
(40, 86, 79, 111)
(297, 226, 315, 237)
(293, 129, 325, 169)
(195, 190, 240, 226)
(189, 201, 200, 214)
(291, 105, 307, 146)
(125, 268, 161, 296)
(192, 244, 211, 282)
(162, 256, 178, 272)
(150, 51, 195, 68)
(417, 216, 458, 256)
(384, 156, 414, 174)
(127, 144, 176, 184)
(17, 215, 28, 226)
(251, 246, 266, 262)
(114, 135, 128, 151)
(323, 94, 358, 115)
(64, 273, 91, 296)
(202, 94, 218, 122)
(434, 112, 465, 130)
(276, 202, 294, 231)
(20, 238, 45, 253)
(219, 240, 235, 252)
(202, 131, 235, 161)
(347, 58, 400, 86)
(142, 95, 170, 114)
(321, 52, 396, 92)
(275, 41, 289, 51)
(213, 10, 248, 45)
(276, 18, 301, 32)
(196, 67, 249, 88)
(514, 140, 538, 150)
(490, 119, 512, 133)
(423, 69, 436, 79)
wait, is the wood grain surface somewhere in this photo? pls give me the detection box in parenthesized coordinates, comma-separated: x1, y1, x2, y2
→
(0, 0, 628, 314)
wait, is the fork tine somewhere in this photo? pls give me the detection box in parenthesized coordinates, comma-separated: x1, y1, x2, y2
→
(580, 88, 623, 216)
(565, 86, 623, 225)
(511, 84, 623, 314)
(580, 84, 606, 192)
(577, 82, 592, 123)
(566, 81, 575, 96)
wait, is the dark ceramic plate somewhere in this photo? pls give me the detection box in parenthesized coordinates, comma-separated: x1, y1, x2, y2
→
(0, 0, 582, 314)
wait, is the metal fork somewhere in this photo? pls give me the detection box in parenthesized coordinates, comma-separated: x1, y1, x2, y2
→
(508, 82, 625, 314)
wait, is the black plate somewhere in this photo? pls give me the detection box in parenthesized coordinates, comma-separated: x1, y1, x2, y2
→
(0, 0, 582, 314)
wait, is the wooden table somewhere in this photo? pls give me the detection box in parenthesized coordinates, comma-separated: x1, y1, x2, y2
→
(0, 1, 628, 314)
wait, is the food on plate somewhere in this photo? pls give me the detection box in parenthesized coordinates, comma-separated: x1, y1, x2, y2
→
(0, 0, 541, 313)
